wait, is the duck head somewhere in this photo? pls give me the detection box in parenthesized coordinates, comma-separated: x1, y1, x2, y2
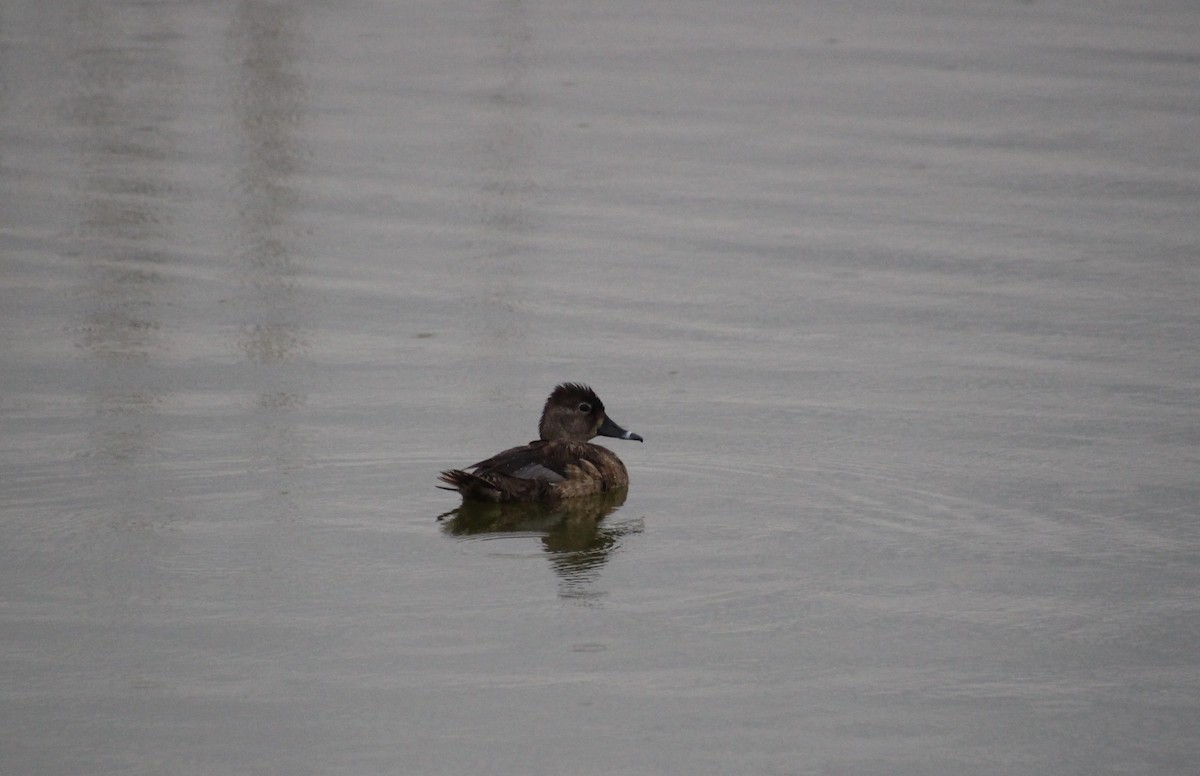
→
(538, 383, 644, 444)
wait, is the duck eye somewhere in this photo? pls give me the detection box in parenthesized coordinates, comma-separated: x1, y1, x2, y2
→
(577, 402, 592, 413)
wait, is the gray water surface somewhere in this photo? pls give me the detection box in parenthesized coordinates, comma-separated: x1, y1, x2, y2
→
(2, 1, 1199, 774)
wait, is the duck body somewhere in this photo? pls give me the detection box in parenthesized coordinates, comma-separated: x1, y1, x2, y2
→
(439, 383, 642, 503)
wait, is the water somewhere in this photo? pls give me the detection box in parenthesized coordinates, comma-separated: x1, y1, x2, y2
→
(2, 1, 1199, 774)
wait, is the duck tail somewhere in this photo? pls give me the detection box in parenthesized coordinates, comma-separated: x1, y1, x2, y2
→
(438, 469, 504, 502)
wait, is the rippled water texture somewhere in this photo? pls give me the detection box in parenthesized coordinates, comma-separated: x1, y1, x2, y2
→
(2, 1, 1199, 774)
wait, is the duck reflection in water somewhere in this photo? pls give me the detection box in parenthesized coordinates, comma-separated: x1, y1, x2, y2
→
(438, 489, 641, 598)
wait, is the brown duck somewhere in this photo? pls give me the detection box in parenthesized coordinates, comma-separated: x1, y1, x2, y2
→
(438, 383, 643, 502)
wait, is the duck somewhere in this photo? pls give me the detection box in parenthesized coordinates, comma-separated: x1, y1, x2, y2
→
(438, 383, 643, 502)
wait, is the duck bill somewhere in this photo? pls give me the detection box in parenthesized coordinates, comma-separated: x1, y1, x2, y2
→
(597, 415, 643, 442)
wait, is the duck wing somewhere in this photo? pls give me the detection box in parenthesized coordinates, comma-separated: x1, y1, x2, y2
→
(441, 441, 629, 502)
(468, 440, 572, 483)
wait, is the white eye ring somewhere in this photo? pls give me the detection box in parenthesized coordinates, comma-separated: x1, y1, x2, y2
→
(577, 402, 592, 413)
